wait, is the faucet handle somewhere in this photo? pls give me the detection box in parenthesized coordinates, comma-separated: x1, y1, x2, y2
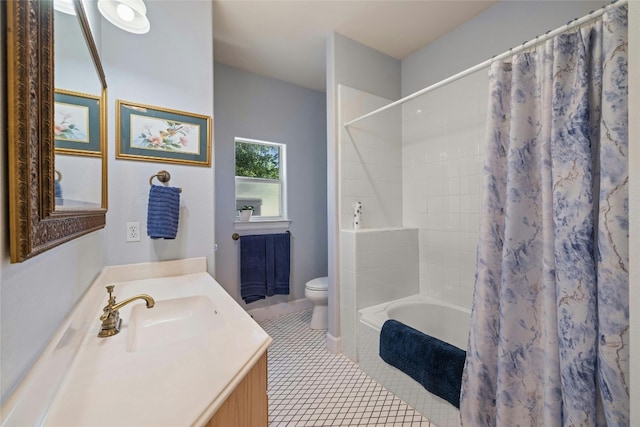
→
(98, 288, 154, 338)
(105, 285, 117, 303)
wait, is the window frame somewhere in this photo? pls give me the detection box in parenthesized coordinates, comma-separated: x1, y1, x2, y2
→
(234, 137, 288, 222)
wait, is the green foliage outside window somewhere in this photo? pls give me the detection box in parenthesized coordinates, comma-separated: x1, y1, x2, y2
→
(235, 142, 280, 179)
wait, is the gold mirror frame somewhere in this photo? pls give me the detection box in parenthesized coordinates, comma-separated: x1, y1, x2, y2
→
(7, 0, 108, 263)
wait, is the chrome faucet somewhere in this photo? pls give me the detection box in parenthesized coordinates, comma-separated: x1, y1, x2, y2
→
(98, 285, 155, 338)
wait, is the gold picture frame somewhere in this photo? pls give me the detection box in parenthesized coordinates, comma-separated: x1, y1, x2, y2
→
(54, 88, 103, 156)
(116, 99, 212, 166)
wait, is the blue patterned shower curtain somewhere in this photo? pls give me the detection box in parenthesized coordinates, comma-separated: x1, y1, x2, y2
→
(460, 5, 628, 427)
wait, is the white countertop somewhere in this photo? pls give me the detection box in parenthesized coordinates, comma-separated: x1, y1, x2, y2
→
(1, 259, 272, 427)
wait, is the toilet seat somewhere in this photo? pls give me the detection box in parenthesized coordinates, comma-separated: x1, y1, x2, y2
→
(305, 277, 328, 291)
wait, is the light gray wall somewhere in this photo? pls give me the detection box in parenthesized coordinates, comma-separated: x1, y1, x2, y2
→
(1, 1, 214, 404)
(332, 33, 402, 102)
(326, 33, 401, 341)
(214, 63, 328, 307)
(81, 0, 102, 48)
(102, 1, 215, 273)
(402, 0, 610, 96)
(0, 4, 105, 402)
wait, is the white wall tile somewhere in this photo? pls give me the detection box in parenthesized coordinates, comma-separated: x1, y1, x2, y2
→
(402, 74, 488, 309)
(341, 78, 486, 312)
(341, 248, 356, 273)
(342, 160, 367, 181)
(340, 269, 357, 309)
(340, 304, 358, 361)
(339, 86, 402, 230)
(354, 229, 419, 307)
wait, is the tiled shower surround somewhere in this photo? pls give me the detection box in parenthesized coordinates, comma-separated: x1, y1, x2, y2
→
(338, 73, 487, 329)
(337, 73, 488, 422)
(402, 70, 488, 309)
(339, 228, 419, 361)
(338, 85, 402, 230)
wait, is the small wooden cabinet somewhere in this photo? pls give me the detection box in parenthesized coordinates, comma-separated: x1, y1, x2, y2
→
(206, 353, 268, 427)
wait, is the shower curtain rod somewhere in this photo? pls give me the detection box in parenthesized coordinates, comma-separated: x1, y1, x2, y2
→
(343, 0, 629, 128)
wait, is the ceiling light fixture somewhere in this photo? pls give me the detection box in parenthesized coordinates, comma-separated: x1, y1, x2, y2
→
(117, 3, 135, 22)
(53, 0, 76, 15)
(97, 0, 150, 34)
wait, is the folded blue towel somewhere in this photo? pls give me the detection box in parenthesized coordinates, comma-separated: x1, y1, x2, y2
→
(240, 233, 290, 304)
(147, 185, 180, 239)
(273, 233, 290, 295)
(379, 319, 466, 408)
(55, 180, 63, 199)
(265, 235, 275, 297)
(240, 235, 268, 304)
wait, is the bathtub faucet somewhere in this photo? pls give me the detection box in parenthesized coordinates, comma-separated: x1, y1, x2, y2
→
(98, 285, 155, 338)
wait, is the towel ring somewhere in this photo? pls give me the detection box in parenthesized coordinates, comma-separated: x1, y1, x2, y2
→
(55, 169, 62, 182)
(149, 170, 171, 186)
(149, 170, 182, 193)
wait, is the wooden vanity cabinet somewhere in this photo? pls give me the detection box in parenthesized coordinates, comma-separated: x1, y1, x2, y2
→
(205, 352, 268, 427)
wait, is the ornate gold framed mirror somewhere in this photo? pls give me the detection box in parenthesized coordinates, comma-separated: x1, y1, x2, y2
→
(7, 0, 108, 263)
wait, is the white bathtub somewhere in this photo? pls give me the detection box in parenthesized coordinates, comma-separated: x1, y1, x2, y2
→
(358, 294, 471, 427)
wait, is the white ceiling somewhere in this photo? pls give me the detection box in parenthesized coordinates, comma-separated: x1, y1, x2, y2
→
(212, 1, 499, 92)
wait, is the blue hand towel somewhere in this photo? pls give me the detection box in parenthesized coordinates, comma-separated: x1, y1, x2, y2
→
(147, 185, 180, 239)
(265, 235, 275, 297)
(240, 235, 268, 304)
(273, 233, 290, 296)
(380, 319, 466, 408)
(240, 233, 290, 304)
(55, 180, 63, 199)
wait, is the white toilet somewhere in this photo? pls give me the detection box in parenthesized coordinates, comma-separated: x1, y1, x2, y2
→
(304, 276, 328, 330)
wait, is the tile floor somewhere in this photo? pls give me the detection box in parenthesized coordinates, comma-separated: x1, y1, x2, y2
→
(259, 309, 432, 426)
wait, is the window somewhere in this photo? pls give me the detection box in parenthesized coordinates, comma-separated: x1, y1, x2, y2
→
(235, 138, 287, 220)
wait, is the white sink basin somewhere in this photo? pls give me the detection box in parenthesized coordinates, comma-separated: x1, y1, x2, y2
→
(128, 295, 224, 352)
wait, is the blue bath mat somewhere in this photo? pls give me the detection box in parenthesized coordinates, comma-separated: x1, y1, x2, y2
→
(379, 319, 466, 408)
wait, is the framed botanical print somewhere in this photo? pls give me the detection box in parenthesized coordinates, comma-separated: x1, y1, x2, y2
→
(116, 99, 212, 166)
(54, 89, 102, 156)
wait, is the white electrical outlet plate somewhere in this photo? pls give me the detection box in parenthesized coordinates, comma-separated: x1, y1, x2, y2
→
(126, 222, 140, 242)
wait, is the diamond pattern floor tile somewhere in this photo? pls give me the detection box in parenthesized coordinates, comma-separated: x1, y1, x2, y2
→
(259, 309, 431, 427)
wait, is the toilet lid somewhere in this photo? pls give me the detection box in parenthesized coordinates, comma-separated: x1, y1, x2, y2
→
(306, 276, 328, 291)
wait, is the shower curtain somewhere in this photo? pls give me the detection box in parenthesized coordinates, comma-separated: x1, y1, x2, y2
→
(460, 5, 628, 427)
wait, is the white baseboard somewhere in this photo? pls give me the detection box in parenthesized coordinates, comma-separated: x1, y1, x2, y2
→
(326, 333, 341, 354)
(247, 298, 313, 322)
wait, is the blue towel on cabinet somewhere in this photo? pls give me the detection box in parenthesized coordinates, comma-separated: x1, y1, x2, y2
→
(379, 319, 466, 408)
(240, 233, 290, 304)
(147, 185, 180, 239)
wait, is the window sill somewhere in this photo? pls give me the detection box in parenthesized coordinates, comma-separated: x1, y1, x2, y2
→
(233, 219, 292, 231)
